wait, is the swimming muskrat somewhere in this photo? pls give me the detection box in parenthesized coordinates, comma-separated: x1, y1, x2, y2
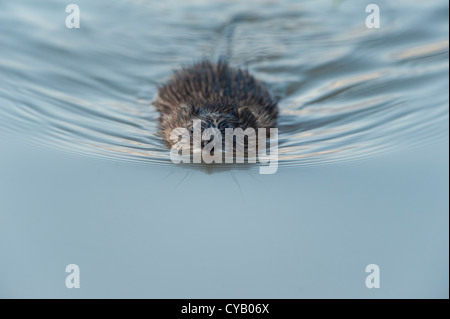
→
(155, 60, 278, 150)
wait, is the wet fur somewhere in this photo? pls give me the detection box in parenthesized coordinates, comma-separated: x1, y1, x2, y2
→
(155, 60, 278, 146)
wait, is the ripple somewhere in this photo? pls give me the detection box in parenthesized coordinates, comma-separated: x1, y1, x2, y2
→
(0, 0, 448, 170)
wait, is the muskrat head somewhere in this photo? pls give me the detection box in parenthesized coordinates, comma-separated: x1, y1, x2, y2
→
(161, 104, 259, 154)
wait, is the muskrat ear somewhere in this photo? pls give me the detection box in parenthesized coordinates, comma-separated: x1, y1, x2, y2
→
(237, 107, 258, 127)
(179, 103, 198, 115)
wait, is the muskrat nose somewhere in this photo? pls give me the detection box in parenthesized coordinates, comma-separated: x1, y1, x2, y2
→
(201, 130, 222, 149)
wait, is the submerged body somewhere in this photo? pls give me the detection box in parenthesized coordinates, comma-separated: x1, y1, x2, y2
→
(155, 60, 278, 148)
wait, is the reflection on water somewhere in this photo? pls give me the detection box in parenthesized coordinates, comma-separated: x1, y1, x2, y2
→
(0, 0, 448, 299)
(0, 0, 448, 169)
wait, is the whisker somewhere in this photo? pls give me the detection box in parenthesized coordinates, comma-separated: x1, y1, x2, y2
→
(247, 170, 263, 185)
(175, 172, 191, 189)
(229, 171, 245, 201)
(157, 170, 176, 183)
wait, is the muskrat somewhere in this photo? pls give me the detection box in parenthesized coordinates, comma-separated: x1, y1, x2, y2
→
(155, 60, 278, 150)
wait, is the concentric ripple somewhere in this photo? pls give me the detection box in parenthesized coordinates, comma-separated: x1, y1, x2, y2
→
(0, 0, 448, 169)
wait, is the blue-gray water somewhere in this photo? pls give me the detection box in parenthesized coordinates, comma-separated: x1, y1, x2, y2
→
(0, 0, 448, 298)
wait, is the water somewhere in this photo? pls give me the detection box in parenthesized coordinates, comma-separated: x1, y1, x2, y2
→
(0, 0, 448, 298)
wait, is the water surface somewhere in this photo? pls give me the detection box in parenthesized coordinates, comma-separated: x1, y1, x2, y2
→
(0, 0, 448, 298)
